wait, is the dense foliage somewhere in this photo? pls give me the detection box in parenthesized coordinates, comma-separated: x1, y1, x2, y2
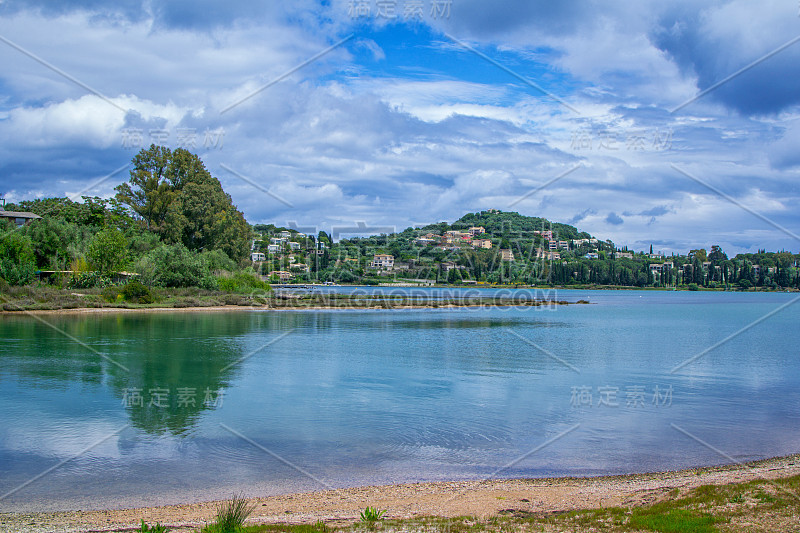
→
(116, 145, 252, 262)
(1, 146, 264, 293)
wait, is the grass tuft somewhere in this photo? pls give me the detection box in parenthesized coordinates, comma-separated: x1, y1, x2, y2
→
(359, 506, 387, 523)
(138, 519, 168, 532)
(203, 492, 257, 532)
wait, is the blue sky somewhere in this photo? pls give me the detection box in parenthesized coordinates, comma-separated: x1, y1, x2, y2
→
(1, 0, 799, 254)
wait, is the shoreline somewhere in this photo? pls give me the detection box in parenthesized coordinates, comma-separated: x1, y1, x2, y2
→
(3, 454, 799, 532)
(0, 300, 582, 316)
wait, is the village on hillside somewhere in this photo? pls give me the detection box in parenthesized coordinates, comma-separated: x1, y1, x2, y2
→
(250, 209, 800, 289)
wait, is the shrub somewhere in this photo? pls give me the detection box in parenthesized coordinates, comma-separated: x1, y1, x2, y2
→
(135, 243, 210, 288)
(87, 227, 129, 275)
(202, 248, 237, 273)
(71, 256, 92, 273)
(101, 285, 121, 302)
(121, 280, 153, 304)
(216, 271, 271, 293)
(0, 232, 37, 286)
(687, 283, 699, 291)
(206, 493, 255, 532)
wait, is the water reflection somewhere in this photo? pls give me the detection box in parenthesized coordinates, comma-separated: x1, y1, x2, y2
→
(0, 312, 263, 435)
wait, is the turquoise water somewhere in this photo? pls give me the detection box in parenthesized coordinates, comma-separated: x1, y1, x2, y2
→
(1, 289, 799, 511)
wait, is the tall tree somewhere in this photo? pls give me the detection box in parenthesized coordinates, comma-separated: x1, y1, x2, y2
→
(115, 145, 174, 232)
(116, 146, 252, 262)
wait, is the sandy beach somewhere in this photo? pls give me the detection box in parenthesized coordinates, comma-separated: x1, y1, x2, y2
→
(2, 454, 798, 532)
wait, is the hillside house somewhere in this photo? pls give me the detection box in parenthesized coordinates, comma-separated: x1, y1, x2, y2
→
(371, 254, 395, 269)
(269, 271, 293, 282)
(0, 210, 41, 226)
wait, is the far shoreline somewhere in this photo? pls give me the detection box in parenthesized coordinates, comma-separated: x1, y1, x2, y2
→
(0, 300, 585, 316)
(2, 282, 794, 316)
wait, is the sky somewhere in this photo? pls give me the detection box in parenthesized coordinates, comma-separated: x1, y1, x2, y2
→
(1, 0, 799, 255)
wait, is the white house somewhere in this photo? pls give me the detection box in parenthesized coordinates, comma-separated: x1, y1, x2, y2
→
(371, 254, 395, 269)
(251, 252, 266, 261)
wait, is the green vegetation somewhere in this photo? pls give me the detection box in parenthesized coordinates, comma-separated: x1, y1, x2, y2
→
(139, 519, 169, 532)
(202, 493, 257, 532)
(116, 145, 252, 261)
(359, 507, 387, 523)
(0, 146, 268, 306)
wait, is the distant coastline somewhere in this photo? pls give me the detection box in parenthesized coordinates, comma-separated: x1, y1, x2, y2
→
(0, 287, 590, 314)
(2, 283, 795, 314)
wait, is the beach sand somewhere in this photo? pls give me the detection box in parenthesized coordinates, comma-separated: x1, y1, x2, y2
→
(2, 454, 798, 532)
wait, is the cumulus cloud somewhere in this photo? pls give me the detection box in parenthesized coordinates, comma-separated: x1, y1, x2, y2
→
(0, 0, 798, 254)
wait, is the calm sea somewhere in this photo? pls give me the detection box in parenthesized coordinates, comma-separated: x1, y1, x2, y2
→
(1, 288, 799, 511)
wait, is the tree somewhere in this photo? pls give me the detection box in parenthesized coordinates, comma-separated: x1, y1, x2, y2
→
(689, 248, 708, 262)
(447, 266, 459, 284)
(115, 145, 174, 231)
(23, 216, 75, 269)
(116, 146, 252, 262)
(87, 227, 128, 275)
(708, 245, 727, 262)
